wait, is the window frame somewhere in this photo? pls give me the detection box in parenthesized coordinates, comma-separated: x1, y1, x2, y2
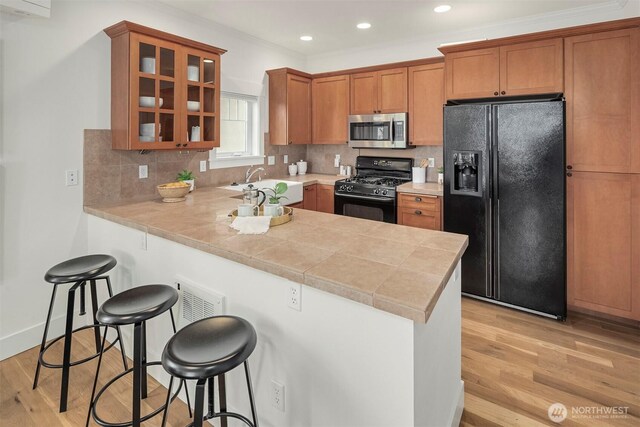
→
(209, 91, 264, 169)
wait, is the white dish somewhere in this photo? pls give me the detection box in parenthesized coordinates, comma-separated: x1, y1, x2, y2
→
(139, 135, 154, 142)
(140, 123, 155, 136)
(187, 101, 200, 112)
(141, 57, 155, 74)
(187, 65, 199, 81)
(139, 97, 164, 108)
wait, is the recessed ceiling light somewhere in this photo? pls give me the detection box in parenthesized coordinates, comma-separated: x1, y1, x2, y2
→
(434, 5, 452, 13)
(357, 22, 371, 29)
(300, 35, 313, 41)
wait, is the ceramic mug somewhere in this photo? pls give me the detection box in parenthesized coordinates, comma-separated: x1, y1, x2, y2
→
(141, 57, 156, 74)
(237, 204, 258, 217)
(288, 164, 298, 176)
(263, 204, 284, 217)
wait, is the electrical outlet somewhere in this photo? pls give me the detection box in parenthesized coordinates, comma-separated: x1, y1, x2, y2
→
(334, 154, 341, 168)
(287, 283, 301, 311)
(268, 155, 276, 165)
(271, 380, 285, 412)
(428, 158, 435, 168)
(283, 154, 288, 164)
(65, 169, 78, 186)
(199, 160, 207, 172)
(139, 165, 148, 179)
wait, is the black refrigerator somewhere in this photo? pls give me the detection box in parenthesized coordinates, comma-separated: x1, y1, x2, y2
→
(443, 96, 566, 320)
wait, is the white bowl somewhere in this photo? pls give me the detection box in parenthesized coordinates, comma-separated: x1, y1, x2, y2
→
(187, 101, 200, 112)
(141, 57, 155, 74)
(140, 123, 155, 136)
(187, 65, 199, 81)
(139, 97, 164, 108)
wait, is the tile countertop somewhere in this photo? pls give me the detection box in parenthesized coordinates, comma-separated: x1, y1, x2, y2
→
(279, 173, 345, 186)
(397, 182, 444, 197)
(84, 184, 467, 323)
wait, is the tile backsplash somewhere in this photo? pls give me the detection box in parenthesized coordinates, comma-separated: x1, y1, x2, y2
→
(83, 130, 442, 207)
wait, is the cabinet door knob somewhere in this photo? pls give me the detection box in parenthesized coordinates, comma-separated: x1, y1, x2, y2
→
(494, 91, 499, 96)
(501, 91, 506, 95)
(182, 143, 188, 147)
(415, 197, 422, 202)
(566, 172, 573, 177)
(175, 143, 181, 147)
(288, 141, 292, 145)
(415, 210, 422, 215)
(566, 165, 573, 170)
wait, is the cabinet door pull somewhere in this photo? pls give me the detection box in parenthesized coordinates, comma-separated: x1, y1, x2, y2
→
(182, 143, 188, 147)
(501, 91, 506, 95)
(175, 143, 181, 147)
(494, 91, 499, 96)
(566, 172, 573, 177)
(415, 197, 422, 202)
(288, 141, 292, 145)
(566, 165, 573, 170)
(415, 210, 422, 215)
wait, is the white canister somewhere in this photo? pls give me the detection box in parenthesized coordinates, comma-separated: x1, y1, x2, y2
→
(346, 165, 352, 176)
(339, 165, 346, 176)
(288, 164, 298, 176)
(296, 160, 307, 175)
(191, 126, 201, 142)
(412, 167, 426, 183)
(438, 173, 444, 185)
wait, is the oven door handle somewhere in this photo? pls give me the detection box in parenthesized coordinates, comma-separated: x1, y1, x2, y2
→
(334, 192, 395, 204)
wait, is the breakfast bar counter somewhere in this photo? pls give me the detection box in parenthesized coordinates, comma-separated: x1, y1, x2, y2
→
(85, 184, 467, 427)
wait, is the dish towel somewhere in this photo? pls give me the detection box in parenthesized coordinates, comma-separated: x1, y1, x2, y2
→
(230, 216, 272, 234)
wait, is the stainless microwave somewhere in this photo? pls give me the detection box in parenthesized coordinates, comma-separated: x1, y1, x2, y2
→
(348, 113, 410, 149)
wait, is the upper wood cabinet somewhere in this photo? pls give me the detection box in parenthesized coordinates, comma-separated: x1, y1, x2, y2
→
(567, 172, 640, 320)
(105, 21, 225, 150)
(408, 63, 444, 146)
(565, 28, 640, 174)
(444, 38, 563, 100)
(312, 75, 350, 144)
(350, 67, 408, 114)
(268, 69, 312, 145)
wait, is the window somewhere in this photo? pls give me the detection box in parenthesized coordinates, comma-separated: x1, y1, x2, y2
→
(209, 92, 262, 169)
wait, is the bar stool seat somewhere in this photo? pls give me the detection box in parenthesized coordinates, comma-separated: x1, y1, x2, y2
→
(44, 254, 117, 284)
(161, 316, 259, 427)
(33, 254, 127, 413)
(86, 284, 190, 427)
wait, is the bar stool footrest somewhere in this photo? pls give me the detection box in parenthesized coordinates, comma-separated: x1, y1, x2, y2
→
(91, 361, 184, 427)
(39, 324, 122, 369)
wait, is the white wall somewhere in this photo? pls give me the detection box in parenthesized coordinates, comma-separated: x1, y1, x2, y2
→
(305, 0, 640, 72)
(0, 0, 304, 359)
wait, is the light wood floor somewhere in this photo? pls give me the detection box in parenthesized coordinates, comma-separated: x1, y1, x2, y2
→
(1, 299, 638, 426)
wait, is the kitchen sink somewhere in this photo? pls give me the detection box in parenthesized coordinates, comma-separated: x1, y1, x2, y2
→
(220, 179, 303, 204)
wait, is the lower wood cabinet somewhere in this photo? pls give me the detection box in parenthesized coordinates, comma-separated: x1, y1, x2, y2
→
(316, 184, 335, 214)
(397, 193, 442, 230)
(302, 184, 317, 210)
(567, 172, 640, 320)
(300, 183, 335, 213)
(288, 201, 304, 209)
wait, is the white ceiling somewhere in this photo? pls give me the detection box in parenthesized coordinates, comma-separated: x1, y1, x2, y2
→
(157, 0, 621, 55)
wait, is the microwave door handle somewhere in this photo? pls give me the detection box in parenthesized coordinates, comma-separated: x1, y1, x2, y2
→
(390, 117, 395, 147)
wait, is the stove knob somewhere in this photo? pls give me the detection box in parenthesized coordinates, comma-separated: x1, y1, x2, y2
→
(347, 186, 353, 192)
(373, 188, 380, 195)
(339, 185, 346, 191)
(381, 189, 388, 196)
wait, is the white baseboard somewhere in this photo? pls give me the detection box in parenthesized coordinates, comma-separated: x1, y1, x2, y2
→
(0, 313, 68, 361)
(450, 380, 465, 427)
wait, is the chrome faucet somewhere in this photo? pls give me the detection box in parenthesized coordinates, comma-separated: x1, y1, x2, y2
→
(245, 166, 265, 183)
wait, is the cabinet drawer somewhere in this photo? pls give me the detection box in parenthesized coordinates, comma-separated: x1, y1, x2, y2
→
(398, 193, 440, 211)
(397, 207, 440, 230)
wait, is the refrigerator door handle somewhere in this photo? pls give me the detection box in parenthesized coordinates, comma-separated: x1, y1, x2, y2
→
(487, 199, 493, 298)
(495, 198, 500, 301)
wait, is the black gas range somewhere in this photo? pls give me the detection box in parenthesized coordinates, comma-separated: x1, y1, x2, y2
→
(334, 156, 413, 223)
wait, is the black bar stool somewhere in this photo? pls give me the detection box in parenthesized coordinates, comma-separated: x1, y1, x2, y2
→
(161, 315, 259, 427)
(86, 284, 191, 427)
(33, 254, 128, 413)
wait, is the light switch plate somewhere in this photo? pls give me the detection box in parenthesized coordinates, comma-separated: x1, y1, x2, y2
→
(283, 154, 288, 164)
(268, 156, 276, 165)
(334, 154, 341, 168)
(199, 160, 207, 172)
(139, 165, 148, 179)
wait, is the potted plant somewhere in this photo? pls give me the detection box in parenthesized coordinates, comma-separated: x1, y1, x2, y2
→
(176, 169, 195, 192)
(437, 166, 444, 185)
(266, 182, 288, 205)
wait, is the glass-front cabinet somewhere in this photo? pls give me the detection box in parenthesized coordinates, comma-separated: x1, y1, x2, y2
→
(104, 21, 225, 150)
